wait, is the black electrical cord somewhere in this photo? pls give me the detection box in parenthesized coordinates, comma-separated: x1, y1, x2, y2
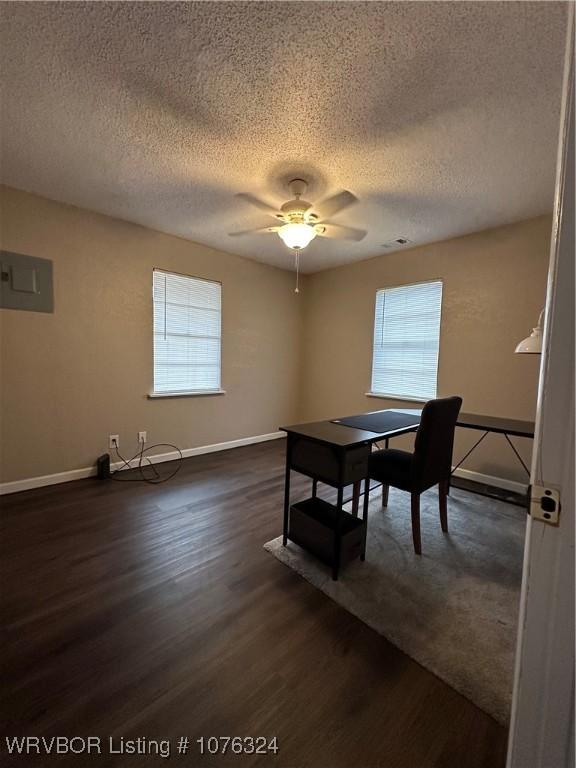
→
(110, 441, 183, 484)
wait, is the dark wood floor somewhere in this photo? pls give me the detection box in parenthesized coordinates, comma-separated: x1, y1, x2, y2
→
(0, 440, 507, 767)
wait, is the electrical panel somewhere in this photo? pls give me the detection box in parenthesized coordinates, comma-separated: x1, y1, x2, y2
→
(0, 250, 54, 313)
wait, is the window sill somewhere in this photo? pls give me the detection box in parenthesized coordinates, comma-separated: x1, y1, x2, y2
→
(148, 390, 226, 399)
(365, 392, 428, 404)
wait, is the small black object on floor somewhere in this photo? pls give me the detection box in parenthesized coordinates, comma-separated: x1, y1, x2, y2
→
(96, 453, 111, 480)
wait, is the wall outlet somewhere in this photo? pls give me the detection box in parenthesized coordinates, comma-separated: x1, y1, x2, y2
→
(138, 431, 147, 445)
(109, 434, 120, 449)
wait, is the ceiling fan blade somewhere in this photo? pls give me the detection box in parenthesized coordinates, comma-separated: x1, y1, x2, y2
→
(313, 190, 358, 220)
(235, 193, 280, 218)
(228, 225, 281, 237)
(316, 223, 367, 242)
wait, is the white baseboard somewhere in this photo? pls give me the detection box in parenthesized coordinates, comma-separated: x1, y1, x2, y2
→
(0, 431, 286, 496)
(452, 467, 528, 494)
(0, 434, 526, 497)
(0, 466, 97, 496)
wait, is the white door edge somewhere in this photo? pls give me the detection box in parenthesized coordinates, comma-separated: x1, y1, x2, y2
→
(506, 10, 575, 768)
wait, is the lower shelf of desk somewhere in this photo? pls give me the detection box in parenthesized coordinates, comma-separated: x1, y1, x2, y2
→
(288, 497, 365, 569)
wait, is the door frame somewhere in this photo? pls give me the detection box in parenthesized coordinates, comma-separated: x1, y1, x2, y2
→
(506, 11, 575, 768)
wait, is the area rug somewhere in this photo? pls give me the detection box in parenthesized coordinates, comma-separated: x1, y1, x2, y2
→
(264, 486, 525, 724)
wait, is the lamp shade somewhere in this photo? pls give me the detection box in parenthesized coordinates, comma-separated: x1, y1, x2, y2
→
(278, 222, 317, 250)
(515, 310, 544, 354)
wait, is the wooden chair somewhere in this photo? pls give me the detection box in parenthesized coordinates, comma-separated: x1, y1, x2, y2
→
(368, 396, 463, 554)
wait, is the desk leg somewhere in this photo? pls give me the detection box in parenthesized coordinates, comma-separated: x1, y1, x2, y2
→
(282, 440, 291, 546)
(312, 479, 318, 498)
(333, 486, 344, 581)
(361, 475, 369, 561)
(450, 430, 490, 494)
(352, 481, 361, 517)
(504, 433, 531, 476)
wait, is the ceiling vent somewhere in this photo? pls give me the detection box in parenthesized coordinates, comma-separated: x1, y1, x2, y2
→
(381, 236, 412, 248)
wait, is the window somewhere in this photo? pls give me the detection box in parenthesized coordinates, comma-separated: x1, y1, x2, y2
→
(152, 269, 222, 395)
(370, 280, 442, 401)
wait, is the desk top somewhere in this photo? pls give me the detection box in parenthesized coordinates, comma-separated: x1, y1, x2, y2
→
(457, 412, 534, 437)
(280, 408, 535, 447)
(280, 409, 421, 447)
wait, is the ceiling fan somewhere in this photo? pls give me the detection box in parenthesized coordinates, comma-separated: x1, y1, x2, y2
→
(229, 179, 367, 252)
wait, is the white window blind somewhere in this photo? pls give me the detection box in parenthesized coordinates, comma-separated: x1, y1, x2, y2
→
(153, 270, 221, 394)
(370, 280, 443, 400)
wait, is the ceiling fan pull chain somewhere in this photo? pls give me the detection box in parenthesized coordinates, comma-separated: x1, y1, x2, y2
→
(295, 251, 300, 294)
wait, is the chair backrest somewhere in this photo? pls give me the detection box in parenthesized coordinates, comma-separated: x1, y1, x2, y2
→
(412, 396, 463, 490)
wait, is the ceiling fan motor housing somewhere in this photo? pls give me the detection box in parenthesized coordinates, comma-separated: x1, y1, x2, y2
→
(279, 181, 320, 224)
(280, 198, 313, 222)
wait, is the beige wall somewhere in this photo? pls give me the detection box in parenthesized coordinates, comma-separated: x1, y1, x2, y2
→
(0, 186, 303, 483)
(300, 216, 551, 483)
(0, 185, 551, 486)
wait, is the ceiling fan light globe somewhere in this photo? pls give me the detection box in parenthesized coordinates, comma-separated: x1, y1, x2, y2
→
(278, 223, 317, 250)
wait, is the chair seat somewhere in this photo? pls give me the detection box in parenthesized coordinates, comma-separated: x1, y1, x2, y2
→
(369, 448, 413, 491)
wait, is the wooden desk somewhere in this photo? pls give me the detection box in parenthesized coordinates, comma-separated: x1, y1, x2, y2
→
(327, 408, 534, 477)
(280, 411, 420, 580)
(279, 409, 535, 577)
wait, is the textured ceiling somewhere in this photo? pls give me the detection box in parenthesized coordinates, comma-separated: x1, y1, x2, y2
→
(0, 1, 568, 272)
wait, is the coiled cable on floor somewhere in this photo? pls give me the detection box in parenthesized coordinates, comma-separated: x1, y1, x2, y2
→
(111, 442, 182, 484)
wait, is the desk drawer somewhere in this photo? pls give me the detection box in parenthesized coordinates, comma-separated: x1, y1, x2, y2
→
(291, 437, 370, 487)
(289, 497, 364, 568)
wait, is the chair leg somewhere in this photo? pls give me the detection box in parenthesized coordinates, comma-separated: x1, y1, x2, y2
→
(411, 493, 422, 555)
(439, 480, 448, 532)
(381, 484, 390, 508)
